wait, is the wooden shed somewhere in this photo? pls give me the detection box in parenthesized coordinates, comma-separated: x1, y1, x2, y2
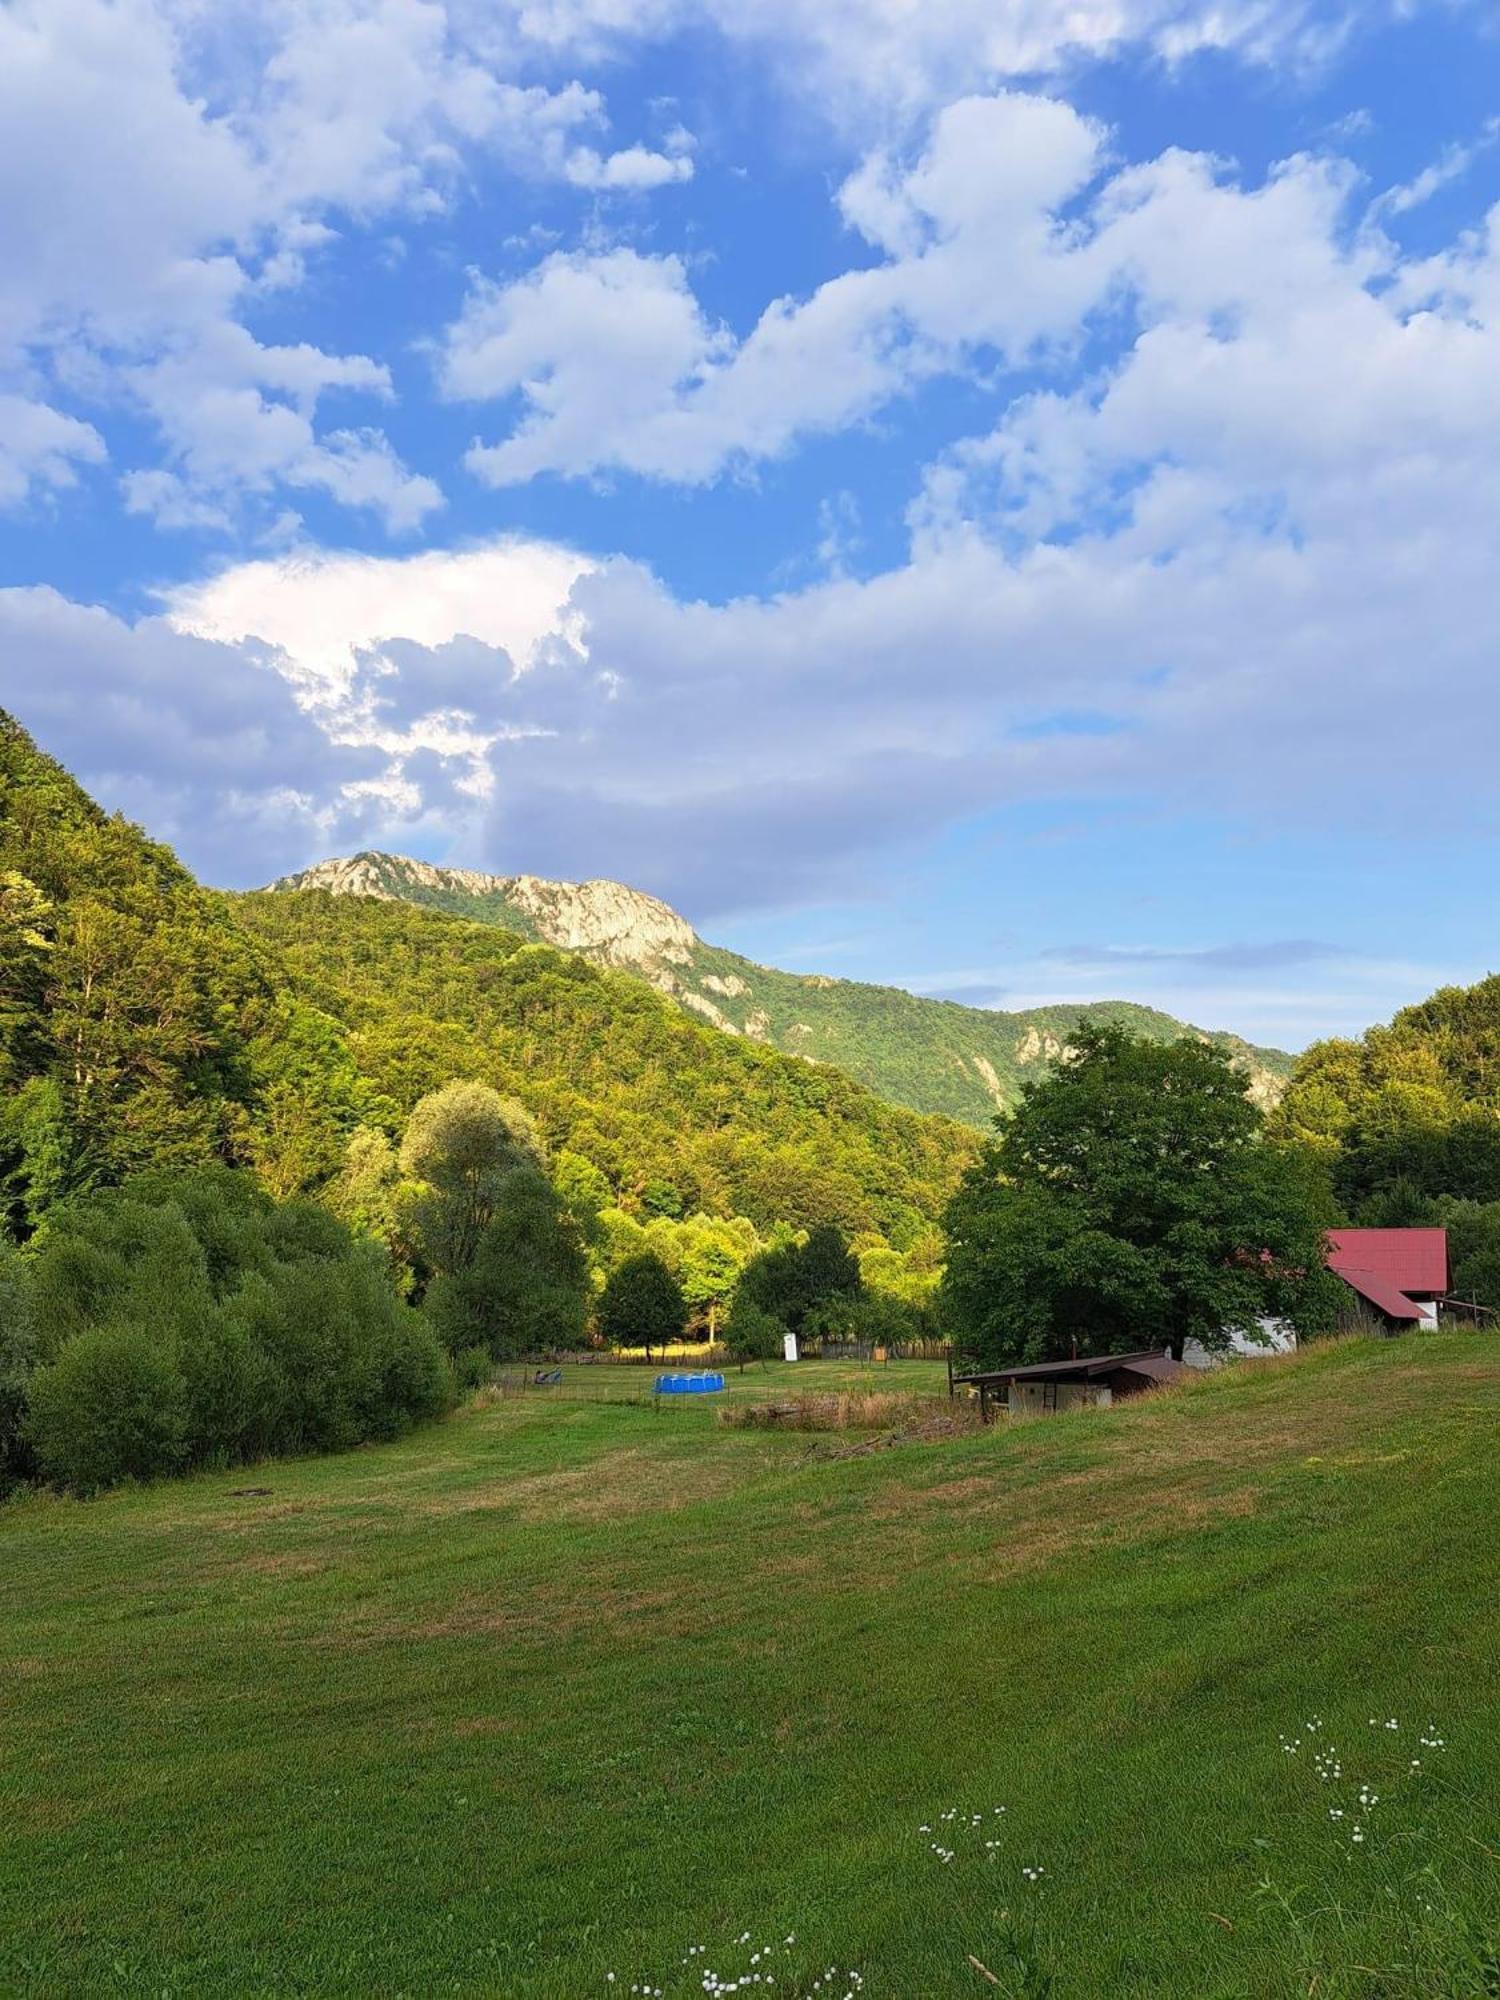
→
(954, 1350, 1185, 1422)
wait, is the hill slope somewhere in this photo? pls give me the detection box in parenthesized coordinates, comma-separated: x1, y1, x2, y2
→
(268, 852, 1294, 1126)
(1, 711, 974, 1238)
(1278, 969, 1500, 1206)
(236, 889, 975, 1237)
(4, 1335, 1497, 1995)
(0, 709, 370, 1223)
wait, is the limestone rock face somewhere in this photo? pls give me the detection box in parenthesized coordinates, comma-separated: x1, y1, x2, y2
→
(269, 851, 697, 972)
(502, 874, 696, 969)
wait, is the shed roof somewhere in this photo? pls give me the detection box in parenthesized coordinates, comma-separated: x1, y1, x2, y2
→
(1332, 1266, 1425, 1323)
(1327, 1228, 1447, 1295)
(955, 1350, 1183, 1386)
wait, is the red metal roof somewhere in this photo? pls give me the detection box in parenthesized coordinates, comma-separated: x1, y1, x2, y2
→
(1334, 1266, 1425, 1322)
(1326, 1228, 1447, 1296)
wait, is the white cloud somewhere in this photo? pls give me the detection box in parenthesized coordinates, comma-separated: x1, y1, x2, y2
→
(165, 534, 592, 695)
(0, 0, 690, 521)
(500, 0, 1421, 127)
(0, 586, 389, 881)
(156, 102, 1500, 921)
(0, 394, 106, 507)
(563, 142, 694, 190)
(449, 92, 1110, 485)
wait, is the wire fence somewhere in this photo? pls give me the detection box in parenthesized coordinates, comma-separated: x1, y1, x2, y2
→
(478, 1351, 954, 1410)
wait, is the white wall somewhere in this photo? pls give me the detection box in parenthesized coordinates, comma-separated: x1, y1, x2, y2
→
(1182, 1318, 1297, 1370)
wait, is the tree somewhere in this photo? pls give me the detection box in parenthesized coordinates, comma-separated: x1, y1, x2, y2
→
(724, 1292, 783, 1370)
(398, 1081, 540, 1280)
(596, 1251, 688, 1360)
(738, 1223, 862, 1336)
(0, 1241, 37, 1487)
(427, 1170, 589, 1361)
(327, 1127, 403, 1248)
(553, 1149, 612, 1253)
(941, 1024, 1340, 1367)
(671, 1213, 759, 1335)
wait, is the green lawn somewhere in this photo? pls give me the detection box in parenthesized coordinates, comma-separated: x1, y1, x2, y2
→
(3, 1338, 1499, 1998)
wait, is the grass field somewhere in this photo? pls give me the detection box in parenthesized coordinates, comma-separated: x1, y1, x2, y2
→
(485, 1357, 952, 1406)
(3, 1337, 1499, 1998)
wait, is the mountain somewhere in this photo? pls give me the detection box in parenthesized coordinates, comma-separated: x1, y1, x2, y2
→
(0, 710, 975, 1240)
(267, 852, 1294, 1126)
(234, 890, 975, 1239)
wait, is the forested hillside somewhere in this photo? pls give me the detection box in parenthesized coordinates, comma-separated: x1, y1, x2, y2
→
(1278, 973, 1500, 1207)
(0, 710, 973, 1243)
(0, 710, 369, 1231)
(272, 852, 1292, 1126)
(235, 892, 975, 1239)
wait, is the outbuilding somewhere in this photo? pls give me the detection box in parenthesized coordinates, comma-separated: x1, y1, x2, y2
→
(954, 1350, 1186, 1422)
(1326, 1227, 1448, 1330)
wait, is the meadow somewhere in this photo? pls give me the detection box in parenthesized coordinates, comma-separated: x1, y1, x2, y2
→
(3, 1337, 1499, 1998)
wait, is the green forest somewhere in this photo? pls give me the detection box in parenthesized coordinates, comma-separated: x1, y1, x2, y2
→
(275, 848, 1293, 1126)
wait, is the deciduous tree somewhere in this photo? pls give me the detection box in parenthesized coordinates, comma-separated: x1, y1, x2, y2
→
(942, 1025, 1339, 1366)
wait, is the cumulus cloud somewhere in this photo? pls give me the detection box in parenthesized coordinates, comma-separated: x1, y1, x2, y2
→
(0, 394, 106, 507)
(15, 81, 1500, 953)
(165, 536, 592, 693)
(449, 92, 1109, 485)
(0, 0, 690, 522)
(0, 587, 389, 882)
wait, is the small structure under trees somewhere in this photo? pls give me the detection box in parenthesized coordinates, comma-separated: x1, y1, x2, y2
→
(955, 1350, 1185, 1422)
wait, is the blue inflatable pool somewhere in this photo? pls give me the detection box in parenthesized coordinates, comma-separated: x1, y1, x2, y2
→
(653, 1372, 726, 1395)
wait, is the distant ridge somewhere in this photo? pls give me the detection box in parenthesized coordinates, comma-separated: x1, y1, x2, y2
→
(267, 852, 1293, 1126)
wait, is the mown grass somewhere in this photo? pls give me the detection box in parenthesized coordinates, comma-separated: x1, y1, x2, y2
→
(2, 1337, 1499, 1998)
(483, 1357, 948, 1407)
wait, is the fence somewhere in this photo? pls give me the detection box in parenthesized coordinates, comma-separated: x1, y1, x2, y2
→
(479, 1346, 954, 1408)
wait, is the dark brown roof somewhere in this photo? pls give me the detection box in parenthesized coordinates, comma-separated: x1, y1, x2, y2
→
(955, 1350, 1183, 1386)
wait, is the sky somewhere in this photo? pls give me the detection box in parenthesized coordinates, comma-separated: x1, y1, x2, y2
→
(2, 0, 1499, 1053)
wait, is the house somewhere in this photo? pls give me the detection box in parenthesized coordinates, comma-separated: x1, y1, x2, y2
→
(1326, 1227, 1448, 1330)
(1184, 1225, 1453, 1365)
(954, 1350, 1186, 1422)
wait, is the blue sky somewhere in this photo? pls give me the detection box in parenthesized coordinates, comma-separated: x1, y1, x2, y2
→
(3, 0, 1499, 1051)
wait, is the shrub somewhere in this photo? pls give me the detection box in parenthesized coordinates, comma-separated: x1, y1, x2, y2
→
(724, 1293, 785, 1368)
(26, 1325, 190, 1492)
(19, 1169, 453, 1493)
(804, 1287, 919, 1348)
(0, 1241, 38, 1486)
(451, 1344, 493, 1393)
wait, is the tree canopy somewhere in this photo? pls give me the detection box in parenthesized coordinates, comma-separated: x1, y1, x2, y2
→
(941, 1025, 1339, 1366)
(737, 1223, 862, 1336)
(1277, 974, 1500, 1210)
(398, 1080, 540, 1280)
(596, 1251, 688, 1357)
